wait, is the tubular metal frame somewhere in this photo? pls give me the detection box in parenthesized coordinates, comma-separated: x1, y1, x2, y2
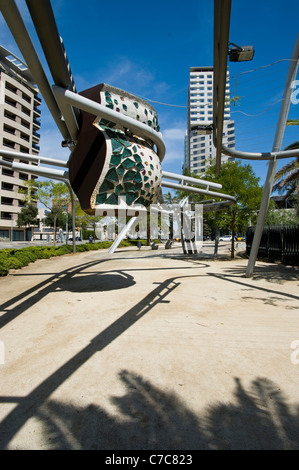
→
(213, 0, 299, 277)
(3, 0, 298, 273)
(0, 0, 72, 143)
(52, 86, 166, 163)
(0, 152, 76, 253)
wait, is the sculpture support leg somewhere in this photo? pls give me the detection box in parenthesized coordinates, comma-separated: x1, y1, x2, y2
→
(246, 34, 299, 278)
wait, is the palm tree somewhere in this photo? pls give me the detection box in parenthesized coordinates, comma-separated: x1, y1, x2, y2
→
(162, 191, 179, 205)
(273, 120, 299, 201)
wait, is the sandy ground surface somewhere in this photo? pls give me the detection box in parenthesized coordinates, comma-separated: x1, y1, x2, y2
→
(0, 242, 299, 450)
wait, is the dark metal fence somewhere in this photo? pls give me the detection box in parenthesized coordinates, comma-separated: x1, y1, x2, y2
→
(246, 225, 299, 266)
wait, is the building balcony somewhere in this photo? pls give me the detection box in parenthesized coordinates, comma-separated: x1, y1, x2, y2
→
(34, 95, 42, 105)
(33, 107, 41, 117)
(1, 186, 15, 196)
(1, 199, 14, 206)
(0, 202, 18, 216)
(19, 172, 29, 181)
(5, 97, 17, 109)
(32, 143, 40, 152)
(22, 94, 31, 104)
(5, 83, 18, 95)
(21, 106, 31, 117)
(3, 139, 15, 149)
(21, 118, 30, 130)
(32, 130, 40, 140)
(20, 133, 30, 143)
(4, 111, 17, 122)
(1, 168, 14, 178)
(3, 126, 16, 136)
(33, 118, 41, 129)
(0, 212, 13, 220)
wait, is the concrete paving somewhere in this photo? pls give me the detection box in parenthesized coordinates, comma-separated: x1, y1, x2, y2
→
(0, 242, 299, 450)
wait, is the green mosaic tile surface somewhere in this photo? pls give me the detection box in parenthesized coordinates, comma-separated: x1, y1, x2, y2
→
(96, 124, 161, 208)
(93, 87, 162, 209)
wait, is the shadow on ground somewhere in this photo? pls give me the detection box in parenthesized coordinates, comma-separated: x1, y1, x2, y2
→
(1, 371, 298, 450)
(1, 254, 299, 449)
(223, 263, 299, 284)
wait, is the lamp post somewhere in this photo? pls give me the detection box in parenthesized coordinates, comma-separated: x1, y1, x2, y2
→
(65, 208, 68, 244)
(228, 43, 255, 62)
(10, 216, 13, 246)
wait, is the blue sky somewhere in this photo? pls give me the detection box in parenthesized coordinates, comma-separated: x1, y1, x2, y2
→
(0, 0, 299, 191)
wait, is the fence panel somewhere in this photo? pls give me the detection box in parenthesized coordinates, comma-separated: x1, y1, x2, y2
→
(246, 224, 299, 266)
(268, 225, 282, 262)
(283, 225, 299, 266)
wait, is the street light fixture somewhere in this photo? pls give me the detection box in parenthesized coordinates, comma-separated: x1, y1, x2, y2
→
(191, 123, 213, 135)
(229, 42, 255, 61)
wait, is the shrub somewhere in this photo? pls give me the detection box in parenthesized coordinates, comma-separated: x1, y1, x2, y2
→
(0, 260, 9, 277)
(13, 248, 38, 266)
(54, 245, 73, 256)
(3, 257, 23, 270)
(0, 239, 140, 277)
(33, 248, 53, 259)
(76, 244, 90, 252)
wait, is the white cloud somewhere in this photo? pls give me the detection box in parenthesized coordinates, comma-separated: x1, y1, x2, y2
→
(73, 56, 172, 101)
(162, 124, 186, 167)
(163, 150, 184, 161)
(39, 128, 70, 161)
(163, 127, 186, 140)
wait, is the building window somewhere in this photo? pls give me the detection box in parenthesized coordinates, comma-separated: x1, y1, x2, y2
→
(1, 197, 14, 206)
(3, 138, 15, 149)
(5, 82, 18, 94)
(0, 230, 9, 238)
(1, 181, 14, 191)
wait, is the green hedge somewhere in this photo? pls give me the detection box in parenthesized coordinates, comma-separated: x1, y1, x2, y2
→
(0, 239, 158, 277)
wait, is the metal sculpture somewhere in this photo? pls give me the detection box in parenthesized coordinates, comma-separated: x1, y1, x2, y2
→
(0, 0, 237, 254)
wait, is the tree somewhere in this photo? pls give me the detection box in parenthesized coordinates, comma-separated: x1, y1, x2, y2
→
(178, 161, 263, 258)
(43, 207, 66, 233)
(16, 203, 38, 233)
(273, 119, 299, 209)
(20, 179, 70, 245)
(265, 205, 299, 226)
(38, 182, 70, 244)
(162, 191, 179, 205)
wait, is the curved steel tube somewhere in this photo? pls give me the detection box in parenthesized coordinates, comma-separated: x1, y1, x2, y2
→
(221, 143, 299, 161)
(162, 170, 223, 189)
(0, 149, 68, 167)
(53, 86, 166, 162)
(161, 180, 236, 205)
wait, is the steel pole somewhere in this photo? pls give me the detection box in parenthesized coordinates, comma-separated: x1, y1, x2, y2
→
(0, 0, 71, 142)
(65, 182, 77, 254)
(246, 34, 299, 277)
(25, 0, 80, 140)
(213, 0, 232, 174)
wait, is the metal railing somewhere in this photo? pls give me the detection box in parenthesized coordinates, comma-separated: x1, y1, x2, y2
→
(246, 225, 299, 266)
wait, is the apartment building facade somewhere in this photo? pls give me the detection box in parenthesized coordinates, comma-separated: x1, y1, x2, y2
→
(184, 66, 235, 175)
(0, 46, 41, 241)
